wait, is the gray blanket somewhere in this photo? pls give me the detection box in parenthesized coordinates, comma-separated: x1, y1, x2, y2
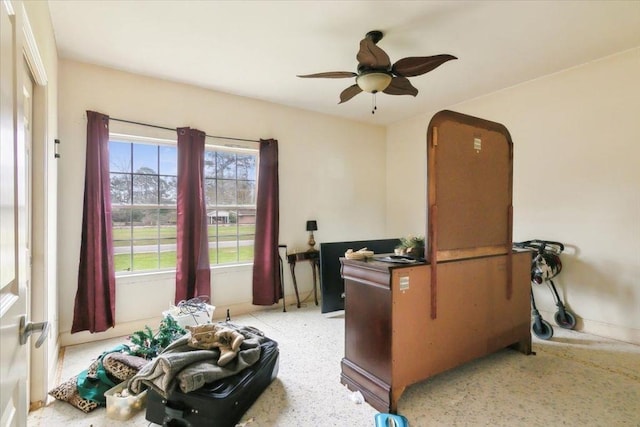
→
(128, 323, 265, 398)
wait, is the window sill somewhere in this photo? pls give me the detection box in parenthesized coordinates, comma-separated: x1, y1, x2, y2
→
(115, 262, 254, 282)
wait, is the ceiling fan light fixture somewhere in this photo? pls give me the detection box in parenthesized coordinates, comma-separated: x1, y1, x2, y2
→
(356, 72, 392, 93)
(297, 30, 456, 109)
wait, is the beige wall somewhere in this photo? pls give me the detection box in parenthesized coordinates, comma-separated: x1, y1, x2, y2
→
(56, 40, 639, 345)
(386, 48, 640, 343)
(57, 60, 387, 345)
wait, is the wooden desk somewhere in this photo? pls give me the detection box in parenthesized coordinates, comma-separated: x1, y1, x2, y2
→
(287, 250, 319, 308)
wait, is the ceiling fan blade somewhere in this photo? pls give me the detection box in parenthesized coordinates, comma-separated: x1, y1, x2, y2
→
(392, 54, 457, 77)
(383, 76, 418, 97)
(356, 37, 391, 70)
(339, 84, 363, 104)
(297, 71, 358, 79)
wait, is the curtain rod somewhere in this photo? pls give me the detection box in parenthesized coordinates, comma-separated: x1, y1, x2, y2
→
(109, 117, 260, 143)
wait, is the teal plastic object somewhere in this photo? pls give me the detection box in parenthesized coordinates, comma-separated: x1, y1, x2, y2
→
(375, 413, 409, 427)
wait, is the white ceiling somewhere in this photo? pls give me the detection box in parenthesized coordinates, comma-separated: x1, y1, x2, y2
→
(47, 1, 640, 126)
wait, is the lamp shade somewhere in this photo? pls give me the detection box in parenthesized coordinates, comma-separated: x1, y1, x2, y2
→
(356, 72, 392, 93)
(306, 220, 318, 231)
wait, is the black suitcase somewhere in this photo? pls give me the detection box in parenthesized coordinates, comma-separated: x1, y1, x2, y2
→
(145, 337, 279, 427)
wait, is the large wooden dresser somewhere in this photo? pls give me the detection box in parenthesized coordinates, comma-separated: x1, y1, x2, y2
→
(340, 111, 532, 413)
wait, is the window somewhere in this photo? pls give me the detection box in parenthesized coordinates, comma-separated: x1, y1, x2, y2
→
(109, 137, 257, 274)
(204, 149, 257, 265)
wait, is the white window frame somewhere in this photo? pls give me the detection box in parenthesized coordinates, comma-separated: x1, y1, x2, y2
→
(108, 132, 259, 277)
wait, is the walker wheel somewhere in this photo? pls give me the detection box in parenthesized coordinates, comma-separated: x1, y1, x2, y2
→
(554, 310, 577, 329)
(532, 319, 554, 340)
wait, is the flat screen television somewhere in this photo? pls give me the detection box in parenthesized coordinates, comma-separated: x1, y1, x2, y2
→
(319, 238, 400, 313)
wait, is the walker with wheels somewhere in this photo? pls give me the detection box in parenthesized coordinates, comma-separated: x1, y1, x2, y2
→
(513, 239, 577, 340)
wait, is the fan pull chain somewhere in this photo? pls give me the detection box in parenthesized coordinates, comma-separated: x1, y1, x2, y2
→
(371, 93, 377, 115)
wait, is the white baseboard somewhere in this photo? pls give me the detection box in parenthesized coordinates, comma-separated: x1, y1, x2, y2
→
(59, 294, 309, 347)
(537, 308, 639, 345)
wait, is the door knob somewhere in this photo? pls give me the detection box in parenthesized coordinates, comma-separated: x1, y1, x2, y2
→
(19, 316, 50, 348)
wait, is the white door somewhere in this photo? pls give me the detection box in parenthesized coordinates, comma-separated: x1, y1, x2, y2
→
(22, 61, 32, 300)
(1, 2, 29, 426)
(22, 58, 35, 410)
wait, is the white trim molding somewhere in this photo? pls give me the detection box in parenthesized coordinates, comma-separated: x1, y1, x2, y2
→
(21, 3, 47, 85)
(3, 0, 14, 16)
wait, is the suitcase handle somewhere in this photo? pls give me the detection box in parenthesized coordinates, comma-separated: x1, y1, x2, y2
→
(163, 405, 192, 427)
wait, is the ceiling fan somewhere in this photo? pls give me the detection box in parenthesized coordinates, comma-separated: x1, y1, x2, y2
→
(298, 30, 457, 113)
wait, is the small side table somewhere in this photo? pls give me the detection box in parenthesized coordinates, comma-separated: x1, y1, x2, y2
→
(286, 250, 320, 308)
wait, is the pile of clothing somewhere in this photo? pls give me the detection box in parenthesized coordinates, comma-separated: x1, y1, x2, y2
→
(49, 345, 148, 413)
(128, 323, 266, 399)
(49, 322, 265, 413)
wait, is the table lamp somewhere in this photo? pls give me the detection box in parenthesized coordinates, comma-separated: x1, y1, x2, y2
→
(306, 220, 318, 251)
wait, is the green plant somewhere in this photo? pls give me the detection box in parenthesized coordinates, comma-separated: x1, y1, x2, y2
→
(128, 316, 186, 359)
(396, 235, 425, 258)
(397, 235, 425, 250)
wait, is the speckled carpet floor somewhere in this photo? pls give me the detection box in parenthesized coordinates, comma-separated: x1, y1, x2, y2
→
(29, 303, 640, 426)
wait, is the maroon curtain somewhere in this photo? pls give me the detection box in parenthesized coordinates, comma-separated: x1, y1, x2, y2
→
(252, 139, 281, 305)
(71, 111, 115, 333)
(175, 127, 211, 303)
